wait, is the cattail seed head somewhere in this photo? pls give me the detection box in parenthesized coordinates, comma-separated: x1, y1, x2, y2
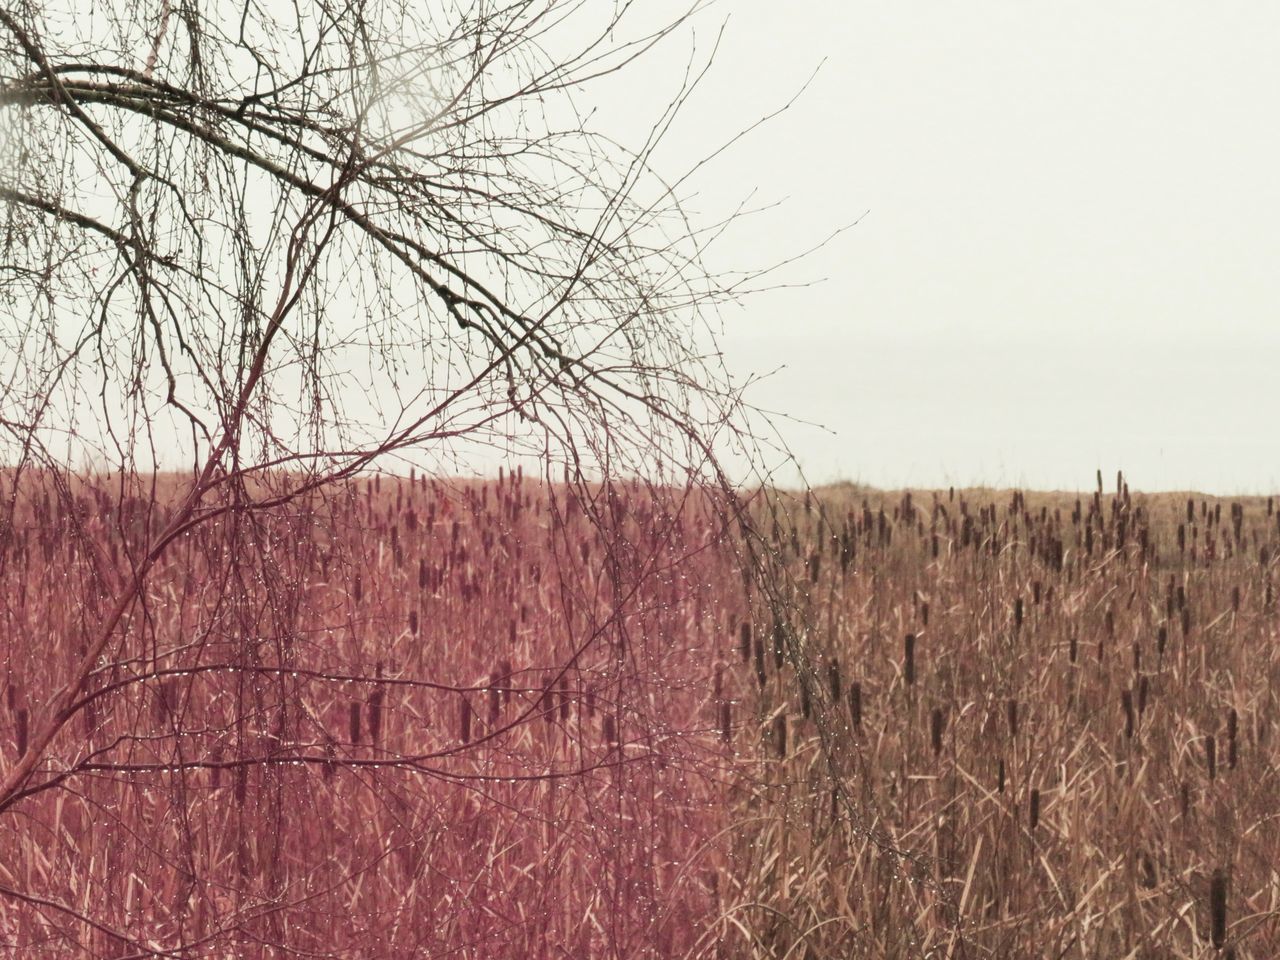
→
(348, 701, 361, 745)
(460, 695, 472, 744)
(904, 633, 916, 686)
(930, 707, 944, 755)
(1029, 788, 1040, 831)
(1210, 868, 1228, 948)
(848, 682, 862, 730)
(488, 673, 501, 725)
(14, 707, 28, 758)
(499, 659, 513, 706)
(1206, 735, 1217, 781)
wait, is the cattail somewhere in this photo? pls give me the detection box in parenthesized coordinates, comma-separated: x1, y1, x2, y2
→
(348, 701, 361, 745)
(1007, 698, 1018, 738)
(848, 682, 862, 730)
(1029, 788, 1040, 831)
(997, 758, 1006, 793)
(1121, 689, 1134, 738)
(602, 714, 617, 745)
(234, 764, 247, 805)
(774, 713, 788, 758)
(1139, 852, 1157, 888)
(460, 695, 472, 744)
(408, 610, 419, 636)
(210, 745, 222, 789)
(772, 619, 785, 670)
(738, 622, 752, 662)
(1210, 868, 1228, 948)
(1014, 597, 1023, 631)
(157, 678, 177, 725)
(930, 707, 945, 755)
(828, 659, 841, 700)
(1180, 782, 1192, 820)
(1181, 606, 1191, 637)
(559, 676, 571, 721)
(488, 672, 501, 725)
(1157, 625, 1167, 657)
(1205, 735, 1217, 781)
(1137, 675, 1149, 715)
(540, 684, 554, 724)
(1069, 633, 1078, 663)
(753, 633, 767, 688)
(1227, 708, 1238, 769)
(904, 633, 916, 686)
(1231, 585, 1241, 613)
(719, 700, 732, 743)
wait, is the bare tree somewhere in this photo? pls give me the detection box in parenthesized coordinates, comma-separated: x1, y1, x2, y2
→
(0, 1, 810, 956)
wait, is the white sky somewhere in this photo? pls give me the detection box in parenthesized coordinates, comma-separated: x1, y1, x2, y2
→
(600, 1, 1280, 494)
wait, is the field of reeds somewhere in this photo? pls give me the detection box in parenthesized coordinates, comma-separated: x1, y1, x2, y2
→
(0, 469, 1276, 957)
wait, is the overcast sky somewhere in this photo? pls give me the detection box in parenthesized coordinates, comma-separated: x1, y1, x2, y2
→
(606, 1, 1280, 494)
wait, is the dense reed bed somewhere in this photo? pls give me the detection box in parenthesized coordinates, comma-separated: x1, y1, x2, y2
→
(0, 469, 1276, 957)
(0, 471, 754, 957)
(747, 473, 1280, 958)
